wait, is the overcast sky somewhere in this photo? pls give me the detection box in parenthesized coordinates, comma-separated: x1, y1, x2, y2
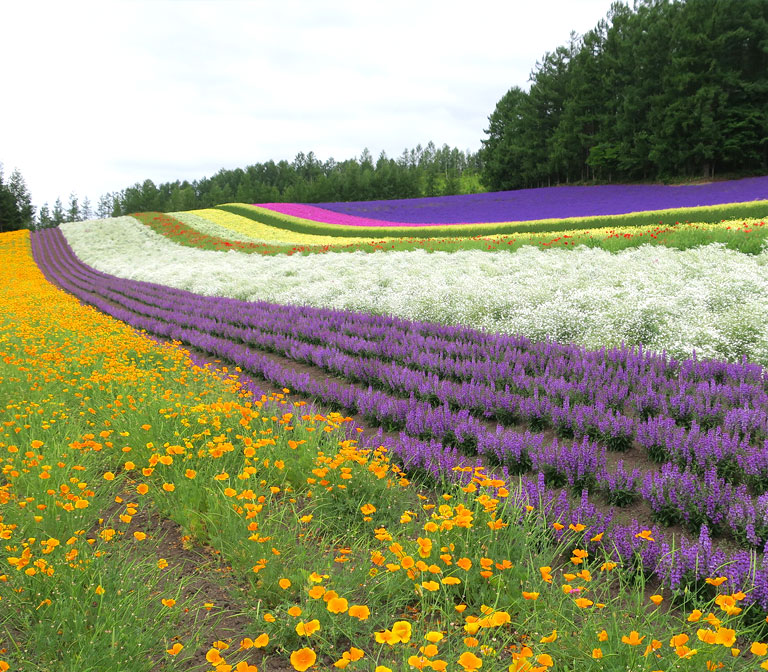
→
(1, 0, 617, 210)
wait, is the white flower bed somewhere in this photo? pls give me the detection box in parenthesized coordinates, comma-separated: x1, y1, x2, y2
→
(60, 216, 768, 364)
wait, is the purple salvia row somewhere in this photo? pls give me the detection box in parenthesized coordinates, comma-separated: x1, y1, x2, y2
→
(31, 228, 768, 607)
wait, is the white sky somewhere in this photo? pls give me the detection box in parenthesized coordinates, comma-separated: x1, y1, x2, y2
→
(1, 0, 616, 210)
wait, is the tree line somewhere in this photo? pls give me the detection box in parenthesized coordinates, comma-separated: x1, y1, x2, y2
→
(481, 0, 768, 190)
(102, 143, 481, 217)
(0, 164, 98, 232)
(0, 165, 34, 233)
(0, 143, 481, 231)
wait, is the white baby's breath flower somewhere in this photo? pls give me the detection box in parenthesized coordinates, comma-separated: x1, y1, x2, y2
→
(61, 217, 768, 364)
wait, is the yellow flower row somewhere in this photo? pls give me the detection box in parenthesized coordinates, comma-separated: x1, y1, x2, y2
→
(189, 208, 399, 246)
(512, 217, 766, 246)
(189, 208, 765, 251)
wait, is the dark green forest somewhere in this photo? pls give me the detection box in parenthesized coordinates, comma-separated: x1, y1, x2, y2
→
(2, 0, 767, 232)
(0, 165, 34, 233)
(481, 0, 768, 190)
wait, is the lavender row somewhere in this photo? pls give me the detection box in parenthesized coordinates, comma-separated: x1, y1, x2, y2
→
(41, 230, 768, 482)
(35, 238, 664, 509)
(69, 252, 768, 460)
(111, 279, 768, 422)
(314, 176, 768, 224)
(36, 229, 768, 544)
(32, 228, 768, 608)
(65, 268, 768, 500)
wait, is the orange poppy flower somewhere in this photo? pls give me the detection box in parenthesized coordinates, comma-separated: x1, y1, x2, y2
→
(166, 643, 183, 655)
(348, 605, 370, 620)
(457, 651, 483, 671)
(622, 631, 645, 646)
(327, 597, 348, 613)
(670, 633, 689, 648)
(290, 647, 316, 671)
(392, 621, 412, 643)
(296, 620, 320, 636)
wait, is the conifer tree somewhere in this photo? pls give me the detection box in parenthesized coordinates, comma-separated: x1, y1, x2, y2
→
(38, 203, 52, 229)
(81, 196, 92, 221)
(0, 164, 29, 232)
(8, 169, 35, 227)
(51, 198, 65, 225)
(66, 193, 79, 223)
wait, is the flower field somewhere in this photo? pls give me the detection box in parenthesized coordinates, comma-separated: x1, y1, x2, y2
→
(160, 209, 768, 257)
(5, 180, 768, 671)
(61, 215, 768, 363)
(307, 176, 768, 225)
(210, 176, 768, 240)
(172, 209, 401, 247)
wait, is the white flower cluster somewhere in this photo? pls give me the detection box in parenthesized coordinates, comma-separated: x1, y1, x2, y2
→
(60, 217, 768, 364)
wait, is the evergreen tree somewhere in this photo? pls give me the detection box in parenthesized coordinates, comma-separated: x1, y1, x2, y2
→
(0, 164, 27, 232)
(81, 196, 92, 221)
(51, 198, 65, 226)
(8, 169, 35, 227)
(0, 184, 21, 233)
(38, 203, 52, 229)
(96, 193, 113, 219)
(480, 87, 531, 190)
(110, 192, 123, 217)
(67, 193, 79, 223)
(122, 180, 159, 213)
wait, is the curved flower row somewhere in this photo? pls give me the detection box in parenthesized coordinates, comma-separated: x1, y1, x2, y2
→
(179, 208, 398, 246)
(31, 227, 768, 608)
(37, 226, 768, 547)
(167, 208, 768, 255)
(308, 176, 768, 225)
(60, 215, 768, 364)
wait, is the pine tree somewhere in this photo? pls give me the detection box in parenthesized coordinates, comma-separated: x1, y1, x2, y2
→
(38, 203, 52, 229)
(8, 169, 35, 227)
(96, 194, 112, 219)
(51, 198, 65, 225)
(81, 196, 92, 221)
(0, 164, 25, 232)
(66, 193, 79, 223)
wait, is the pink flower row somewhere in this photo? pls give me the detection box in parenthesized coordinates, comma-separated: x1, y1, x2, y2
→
(256, 203, 450, 228)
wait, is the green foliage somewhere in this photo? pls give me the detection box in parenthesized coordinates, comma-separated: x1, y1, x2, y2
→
(0, 164, 34, 232)
(66, 193, 79, 224)
(482, 0, 768, 190)
(51, 198, 65, 226)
